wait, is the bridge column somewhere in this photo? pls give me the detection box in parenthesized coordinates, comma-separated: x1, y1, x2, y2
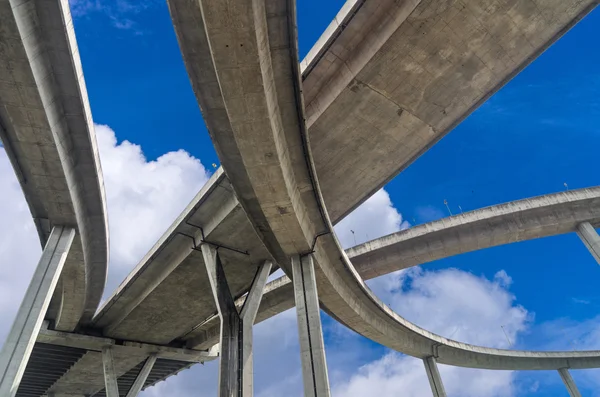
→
(0, 226, 75, 397)
(292, 255, 331, 397)
(102, 346, 120, 397)
(125, 354, 157, 397)
(577, 222, 600, 264)
(558, 368, 582, 397)
(423, 356, 447, 397)
(201, 244, 272, 397)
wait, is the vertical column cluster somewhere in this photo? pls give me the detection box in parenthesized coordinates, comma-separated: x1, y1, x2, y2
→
(201, 244, 272, 397)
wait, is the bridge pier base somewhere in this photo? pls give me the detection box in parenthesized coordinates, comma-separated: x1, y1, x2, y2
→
(577, 222, 600, 264)
(292, 255, 331, 397)
(0, 226, 75, 397)
(201, 244, 271, 397)
(423, 356, 447, 397)
(558, 368, 582, 397)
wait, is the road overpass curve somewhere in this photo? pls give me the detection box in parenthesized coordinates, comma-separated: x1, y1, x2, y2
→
(0, 0, 108, 329)
(348, 187, 600, 280)
(170, 0, 600, 372)
(189, 187, 600, 351)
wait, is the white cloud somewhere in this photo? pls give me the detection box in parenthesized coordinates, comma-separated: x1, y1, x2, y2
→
(331, 267, 531, 397)
(334, 189, 410, 249)
(368, 268, 530, 348)
(95, 124, 209, 299)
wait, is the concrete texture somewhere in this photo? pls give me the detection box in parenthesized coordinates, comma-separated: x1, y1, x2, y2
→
(303, 0, 599, 222)
(0, 0, 109, 329)
(101, 347, 119, 397)
(576, 222, 600, 264)
(558, 368, 582, 397)
(0, 226, 74, 397)
(423, 357, 447, 397)
(292, 255, 331, 397)
(167, 0, 324, 271)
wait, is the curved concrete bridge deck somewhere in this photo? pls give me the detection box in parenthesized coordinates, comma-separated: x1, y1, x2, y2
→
(304, 0, 598, 221)
(0, 0, 108, 331)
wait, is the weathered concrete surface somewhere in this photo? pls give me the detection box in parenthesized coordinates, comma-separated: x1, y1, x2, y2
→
(0, 0, 109, 329)
(303, 0, 599, 221)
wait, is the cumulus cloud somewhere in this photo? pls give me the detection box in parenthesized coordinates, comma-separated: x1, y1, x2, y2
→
(95, 124, 209, 299)
(334, 189, 410, 249)
(331, 268, 531, 397)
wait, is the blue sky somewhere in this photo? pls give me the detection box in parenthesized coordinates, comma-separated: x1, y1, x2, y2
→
(1, 1, 599, 396)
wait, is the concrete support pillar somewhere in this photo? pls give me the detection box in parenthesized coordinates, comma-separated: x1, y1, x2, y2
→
(423, 356, 447, 397)
(292, 255, 331, 397)
(240, 260, 272, 397)
(577, 222, 600, 264)
(126, 354, 157, 397)
(102, 346, 120, 397)
(558, 368, 582, 397)
(201, 244, 271, 397)
(0, 226, 75, 397)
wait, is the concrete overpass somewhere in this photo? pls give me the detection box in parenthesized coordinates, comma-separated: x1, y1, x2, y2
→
(0, 1, 108, 396)
(167, 0, 600, 396)
(1, 0, 599, 396)
(27, 177, 600, 396)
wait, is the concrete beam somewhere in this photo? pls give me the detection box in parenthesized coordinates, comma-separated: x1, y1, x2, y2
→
(0, 226, 75, 397)
(102, 347, 120, 397)
(292, 255, 331, 397)
(577, 222, 600, 264)
(126, 354, 157, 397)
(423, 357, 447, 397)
(36, 328, 216, 363)
(558, 368, 582, 397)
(240, 261, 272, 397)
(201, 244, 241, 396)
